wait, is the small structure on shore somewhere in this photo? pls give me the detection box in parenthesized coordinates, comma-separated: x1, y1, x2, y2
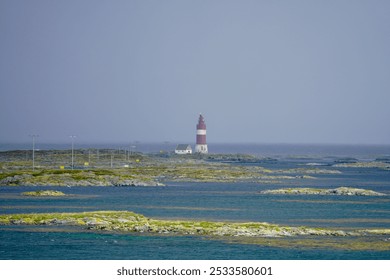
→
(195, 114, 208, 154)
(175, 144, 192, 154)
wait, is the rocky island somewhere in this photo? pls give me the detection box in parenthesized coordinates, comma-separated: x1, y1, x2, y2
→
(21, 190, 66, 197)
(1, 210, 387, 238)
(260, 187, 387, 196)
(1, 210, 390, 252)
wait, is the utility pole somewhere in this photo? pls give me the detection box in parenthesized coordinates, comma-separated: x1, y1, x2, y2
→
(131, 145, 136, 155)
(29, 134, 39, 171)
(70, 135, 76, 170)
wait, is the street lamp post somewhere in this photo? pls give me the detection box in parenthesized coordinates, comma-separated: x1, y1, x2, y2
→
(29, 134, 39, 171)
(70, 135, 76, 170)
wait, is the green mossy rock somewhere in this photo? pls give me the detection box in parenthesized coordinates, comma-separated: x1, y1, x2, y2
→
(21, 190, 66, 197)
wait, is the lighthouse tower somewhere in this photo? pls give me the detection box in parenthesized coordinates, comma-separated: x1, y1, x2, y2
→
(195, 114, 208, 154)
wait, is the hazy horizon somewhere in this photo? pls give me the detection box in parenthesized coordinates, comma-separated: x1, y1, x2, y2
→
(2, 140, 390, 150)
(1, 0, 389, 145)
(2, 140, 390, 146)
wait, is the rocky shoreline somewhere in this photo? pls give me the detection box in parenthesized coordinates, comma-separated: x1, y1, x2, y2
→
(260, 187, 387, 196)
(1, 210, 389, 238)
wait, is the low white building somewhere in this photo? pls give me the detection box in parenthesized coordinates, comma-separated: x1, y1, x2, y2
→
(175, 144, 192, 154)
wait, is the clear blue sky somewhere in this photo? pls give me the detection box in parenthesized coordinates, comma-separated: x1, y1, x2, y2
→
(1, 0, 389, 144)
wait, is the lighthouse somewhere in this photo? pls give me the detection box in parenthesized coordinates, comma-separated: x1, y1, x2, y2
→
(195, 114, 208, 154)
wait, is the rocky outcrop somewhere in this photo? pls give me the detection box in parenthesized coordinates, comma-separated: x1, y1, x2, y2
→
(21, 190, 66, 197)
(0, 173, 163, 187)
(333, 161, 390, 169)
(260, 187, 387, 196)
(0, 210, 352, 237)
(111, 179, 164, 187)
(2, 210, 389, 238)
(0, 174, 33, 185)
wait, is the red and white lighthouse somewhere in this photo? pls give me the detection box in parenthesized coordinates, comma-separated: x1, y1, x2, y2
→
(195, 114, 208, 154)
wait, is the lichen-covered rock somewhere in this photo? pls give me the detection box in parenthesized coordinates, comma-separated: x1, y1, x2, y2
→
(1, 210, 389, 240)
(21, 190, 66, 197)
(0, 174, 33, 185)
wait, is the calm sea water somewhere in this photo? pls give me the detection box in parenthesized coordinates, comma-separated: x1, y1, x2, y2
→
(1, 143, 390, 259)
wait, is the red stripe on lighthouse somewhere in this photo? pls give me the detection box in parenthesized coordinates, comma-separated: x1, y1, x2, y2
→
(197, 134, 206, 144)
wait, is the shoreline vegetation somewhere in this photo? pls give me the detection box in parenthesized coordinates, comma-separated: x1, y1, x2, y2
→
(1, 148, 388, 187)
(1, 210, 390, 251)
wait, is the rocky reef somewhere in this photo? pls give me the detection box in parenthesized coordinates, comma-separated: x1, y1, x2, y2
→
(260, 187, 387, 196)
(0, 211, 346, 237)
(21, 190, 66, 197)
(1, 210, 389, 238)
(333, 161, 390, 170)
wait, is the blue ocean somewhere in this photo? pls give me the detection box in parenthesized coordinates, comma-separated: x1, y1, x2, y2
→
(1, 143, 390, 259)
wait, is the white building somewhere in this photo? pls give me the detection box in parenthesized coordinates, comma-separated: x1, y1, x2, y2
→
(175, 144, 192, 154)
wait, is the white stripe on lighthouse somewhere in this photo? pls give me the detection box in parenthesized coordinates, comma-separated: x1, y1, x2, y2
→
(197, 129, 206, 135)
